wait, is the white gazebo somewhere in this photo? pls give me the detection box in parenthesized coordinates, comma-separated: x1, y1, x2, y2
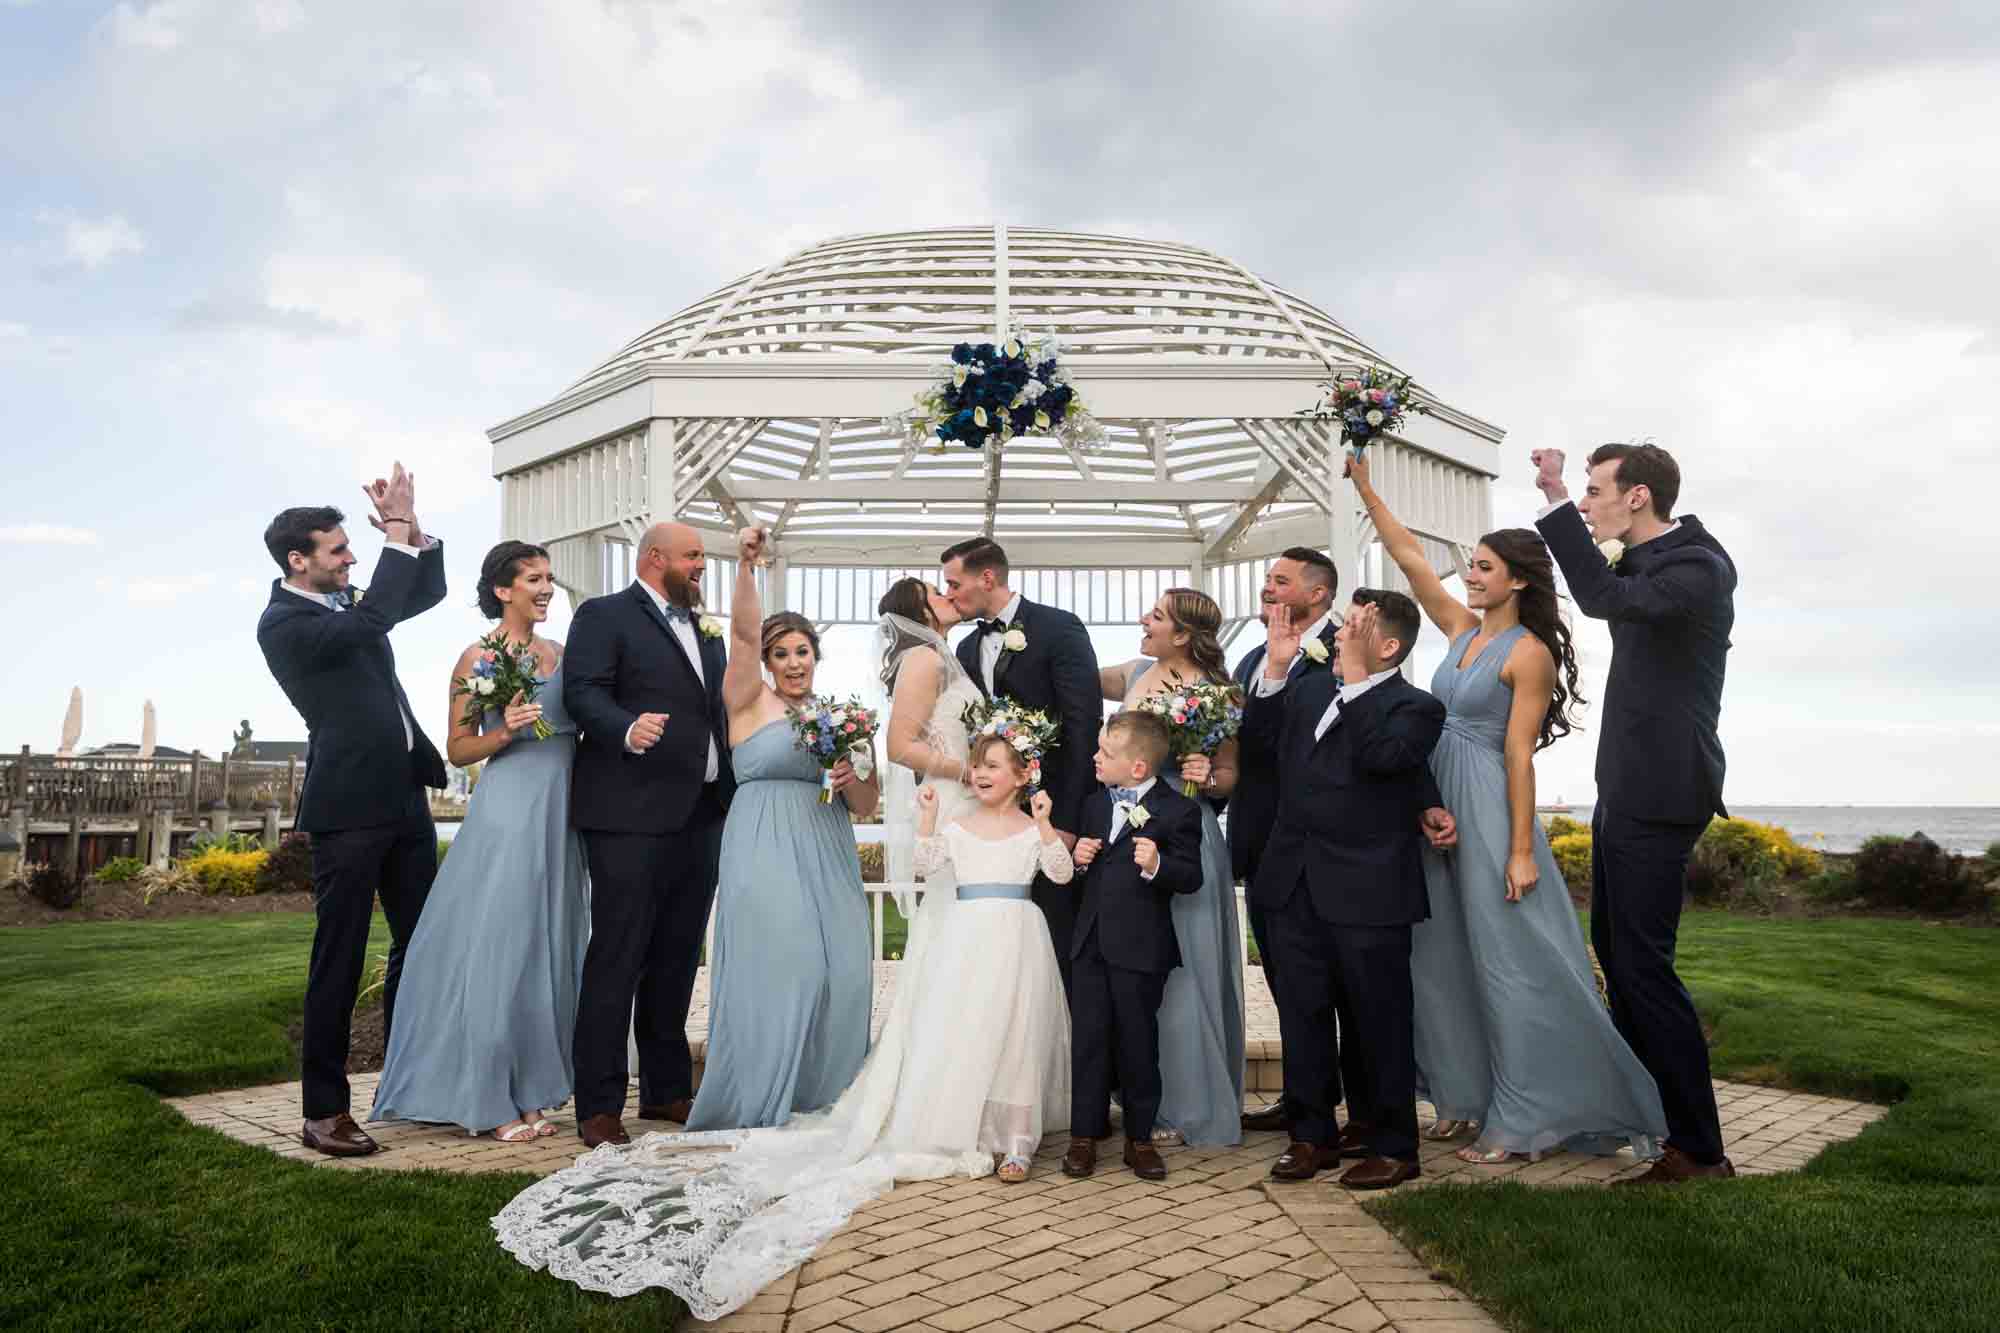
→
(488, 226, 1501, 637)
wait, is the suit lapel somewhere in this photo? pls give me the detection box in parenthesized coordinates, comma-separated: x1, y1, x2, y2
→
(631, 583, 702, 685)
(958, 631, 992, 701)
(991, 600, 1026, 699)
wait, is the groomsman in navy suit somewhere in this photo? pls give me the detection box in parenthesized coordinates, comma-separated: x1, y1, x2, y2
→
(1245, 590, 1446, 1190)
(256, 465, 448, 1157)
(1533, 443, 1738, 1184)
(1230, 548, 1342, 1134)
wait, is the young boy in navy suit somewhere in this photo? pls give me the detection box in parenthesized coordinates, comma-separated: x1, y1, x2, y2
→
(1061, 710, 1204, 1181)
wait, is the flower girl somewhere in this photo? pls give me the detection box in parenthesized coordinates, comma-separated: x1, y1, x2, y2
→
(908, 734, 1075, 1181)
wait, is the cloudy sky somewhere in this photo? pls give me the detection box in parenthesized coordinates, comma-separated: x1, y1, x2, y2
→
(3, 0, 1995, 806)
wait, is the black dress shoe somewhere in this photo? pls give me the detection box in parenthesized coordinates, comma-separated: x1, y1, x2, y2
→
(638, 1098, 694, 1124)
(1336, 1123, 1376, 1159)
(1268, 1140, 1338, 1181)
(1241, 1100, 1291, 1133)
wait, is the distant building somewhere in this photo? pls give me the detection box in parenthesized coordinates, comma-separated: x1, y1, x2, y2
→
(85, 743, 193, 759)
(241, 741, 309, 762)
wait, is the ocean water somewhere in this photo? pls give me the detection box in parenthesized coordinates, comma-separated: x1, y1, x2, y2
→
(1551, 806, 1999, 856)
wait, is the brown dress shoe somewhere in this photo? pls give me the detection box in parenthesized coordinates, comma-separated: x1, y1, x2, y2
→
(1123, 1139, 1167, 1181)
(1241, 1100, 1291, 1133)
(638, 1098, 694, 1124)
(301, 1113, 378, 1157)
(1269, 1140, 1338, 1181)
(1335, 1123, 1376, 1159)
(1340, 1155, 1421, 1190)
(1614, 1145, 1737, 1186)
(1060, 1138, 1097, 1178)
(578, 1113, 631, 1149)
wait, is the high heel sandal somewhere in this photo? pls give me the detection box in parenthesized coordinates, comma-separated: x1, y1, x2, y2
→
(1454, 1143, 1544, 1165)
(530, 1110, 558, 1138)
(996, 1155, 1031, 1184)
(492, 1120, 539, 1143)
(1149, 1126, 1185, 1147)
(1424, 1118, 1477, 1142)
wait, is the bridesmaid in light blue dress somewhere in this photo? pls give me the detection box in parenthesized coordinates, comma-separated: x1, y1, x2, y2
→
(1347, 456, 1666, 1163)
(372, 543, 589, 1140)
(687, 526, 879, 1131)
(1101, 587, 1245, 1149)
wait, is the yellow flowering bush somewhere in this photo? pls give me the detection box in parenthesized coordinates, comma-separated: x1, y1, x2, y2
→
(1687, 819, 1821, 901)
(181, 847, 269, 897)
(1550, 832, 1594, 897)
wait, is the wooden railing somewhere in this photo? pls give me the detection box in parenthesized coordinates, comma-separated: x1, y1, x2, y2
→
(3, 747, 307, 820)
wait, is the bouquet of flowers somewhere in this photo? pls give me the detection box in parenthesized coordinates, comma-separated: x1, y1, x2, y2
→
(1303, 365, 1428, 452)
(960, 698, 1062, 795)
(1135, 677, 1245, 796)
(791, 694, 881, 803)
(887, 323, 1107, 456)
(453, 630, 553, 740)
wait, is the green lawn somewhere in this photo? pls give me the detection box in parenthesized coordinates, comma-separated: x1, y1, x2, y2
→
(1372, 912, 2000, 1333)
(0, 914, 684, 1330)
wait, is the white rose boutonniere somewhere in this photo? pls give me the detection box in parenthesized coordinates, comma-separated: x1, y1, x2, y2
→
(1001, 626, 1028, 653)
(1300, 636, 1329, 664)
(698, 615, 725, 639)
(1120, 801, 1150, 829)
(1597, 539, 1626, 569)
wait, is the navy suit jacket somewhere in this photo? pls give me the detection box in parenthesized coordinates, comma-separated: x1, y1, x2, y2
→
(1244, 670, 1445, 927)
(1537, 504, 1734, 825)
(957, 596, 1102, 837)
(563, 583, 737, 834)
(1071, 782, 1204, 973)
(1227, 620, 1339, 884)
(256, 543, 449, 833)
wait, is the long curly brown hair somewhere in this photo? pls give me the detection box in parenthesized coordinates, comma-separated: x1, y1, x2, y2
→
(1477, 529, 1585, 750)
(1158, 588, 1230, 685)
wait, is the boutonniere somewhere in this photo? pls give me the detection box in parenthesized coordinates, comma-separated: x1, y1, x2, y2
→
(1120, 801, 1150, 829)
(1597, 539, 1626, 569)
(1300, 636, 1328, 664)
(1000, 623, 1028, 653)
(698, 615, 725, 640)
(345, 587, 363, 607)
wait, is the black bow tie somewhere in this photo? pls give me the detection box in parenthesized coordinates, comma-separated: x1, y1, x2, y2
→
(976, 618, 1008, 636)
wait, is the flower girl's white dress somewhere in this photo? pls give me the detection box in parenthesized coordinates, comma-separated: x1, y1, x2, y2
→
(492, 804, 1072, 1319)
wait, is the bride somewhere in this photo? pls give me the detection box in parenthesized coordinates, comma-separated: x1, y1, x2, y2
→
(492, 576, 1072, 1318)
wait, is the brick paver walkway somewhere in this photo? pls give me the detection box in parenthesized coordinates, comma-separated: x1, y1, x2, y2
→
(168, 966, 1887, 1332)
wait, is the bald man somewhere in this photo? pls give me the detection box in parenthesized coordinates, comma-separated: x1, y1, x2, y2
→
(564, 521, 737, 1147)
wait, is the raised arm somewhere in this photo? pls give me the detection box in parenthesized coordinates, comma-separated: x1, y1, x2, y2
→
(262, 544, 423, 667)
(1500, 637, 1555, 901)
(1347, 452, 1477, 641)
(1537, 502, 1722, 625)
(885, 651, 969, 785)
(721, 527, 769, 716)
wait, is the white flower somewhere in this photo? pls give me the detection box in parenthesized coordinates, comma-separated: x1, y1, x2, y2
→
(1021, 379, 1045, 402)
(1365, 409, 1386, 427)
(829, 709, 848, 725)
(973, 406, 988, 427)
(1003, 338, 1021, 358)
(350, 588, 364, 605)
(474, 677, 496, 696)
(1123, 803, 1150, 829)
(1301, 637, 1329, 664)
(698, 615, 725, 639)
(1597, 539, 1626, 568)
(952, 364, 969, 388)
(1009, 734, 1032, 752)
(1001, 628, 1028, 653)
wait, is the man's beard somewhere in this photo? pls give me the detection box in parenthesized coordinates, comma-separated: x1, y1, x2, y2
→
(663, 569, 702, 609)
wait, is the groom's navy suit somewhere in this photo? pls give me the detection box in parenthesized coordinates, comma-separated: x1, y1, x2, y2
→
(256, 541, 448, 1120)
(1069, 781, 1203, 1143)
(565, 582, 737, 1119)
(959, 596, 1102, 991)
(1245, 667, 1444, 1161)
(1539, 502, 1735, 1163)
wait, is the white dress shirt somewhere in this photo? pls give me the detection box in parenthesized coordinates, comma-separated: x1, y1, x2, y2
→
(978, 591, 1024, 696)
(628, 580, 721, 782)
(1315, 667, 1400, 741)
(1107, 775, 1160, 879)
(282, 538, 431, 749)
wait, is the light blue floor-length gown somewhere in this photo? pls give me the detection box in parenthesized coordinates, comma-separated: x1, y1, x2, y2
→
(1412, 626, 1668, 1158)
(1125, 663, 1245, 1147)
(370, 665, 589, 1134)
(685, 718, 873, 1131)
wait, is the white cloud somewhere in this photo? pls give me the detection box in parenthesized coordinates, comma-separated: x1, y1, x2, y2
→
(249, 0, 302, 36)
(1, 524, 101, 545)
(98, 573, 218, 605)
(49, 214, 148, 269)
(100, 0, 195, 51)
(262, 254, 447, 340)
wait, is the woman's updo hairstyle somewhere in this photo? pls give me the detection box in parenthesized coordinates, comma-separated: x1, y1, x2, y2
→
(476, 540, 550, 619)
(761, 611, 821, 662)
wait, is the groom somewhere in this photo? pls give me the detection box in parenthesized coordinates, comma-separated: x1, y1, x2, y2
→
(565, 520, 736, 1148)
(256, 465, 447, 1157)
(1534, 443, 1737, 1184)
(943, 537, 1101, 991)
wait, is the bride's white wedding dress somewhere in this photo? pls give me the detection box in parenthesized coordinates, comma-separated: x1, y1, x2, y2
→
(492, 650, 1072, 1318)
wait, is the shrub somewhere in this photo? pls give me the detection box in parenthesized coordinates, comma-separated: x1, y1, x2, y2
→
(1549, 832, 1593, 897)
(356, 953, 390, 1010)
(857, 841, 884, 884)
(96, 856, 147, 883)
(24, 861, 84, 910)
(137, 866, 199, 906)
(1850, 834, 1987, 914)
(190, 830, 261, 855)
(1544, 814, 1587, 840)
(181, 847, 269, 897)
(254, 833, 314, 896)
(1686, 819, 1822, 903)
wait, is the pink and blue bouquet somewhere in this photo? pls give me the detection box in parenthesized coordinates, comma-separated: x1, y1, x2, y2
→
(453, 630, 553, 739)
(1305, 365, 1428, 452)
(1135, 677, 1245, 797)
(791, 694, 880, 803)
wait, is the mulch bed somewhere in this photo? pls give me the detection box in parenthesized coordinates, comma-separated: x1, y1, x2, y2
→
(287, 1005, 386, 1075)
(1, 884, 315, 927)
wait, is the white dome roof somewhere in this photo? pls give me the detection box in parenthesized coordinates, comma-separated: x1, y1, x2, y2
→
(570, 226, 1398, 396)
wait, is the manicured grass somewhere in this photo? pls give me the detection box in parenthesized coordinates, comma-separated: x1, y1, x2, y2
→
(1371, 912, 2000, 1333)
(0, 914, 683, 1330)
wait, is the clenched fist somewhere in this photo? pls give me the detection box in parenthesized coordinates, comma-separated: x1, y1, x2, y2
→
(1131, 837, 1160, 876)
(738, 525, 769, 565)
(1530, 448, 1568, 503)
(628, 711, 669, 752)
(1073, 836, 1103, 868)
